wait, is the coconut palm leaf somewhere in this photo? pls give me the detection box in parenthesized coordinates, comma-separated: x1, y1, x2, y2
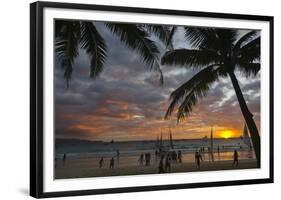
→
(55, 21, 80, 87)
(237, 37, 260, 64)
(161, 49, 221, 69)
(184, 27, 218, 48)
(237, 62, 260, 77)
(143, 24, 170, 44)
(233, 30, 258, 51)
(105, 23, 164, 83)
(165, 65, 221, 122)
(166, 26, 177, 49)
(105, 23, 160, 69)
(80, 22, 107, 78)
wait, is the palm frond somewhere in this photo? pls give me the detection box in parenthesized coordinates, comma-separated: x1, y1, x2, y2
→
(144, 24, 170, 44)
(184, 27, 218, 48)
(216, 29, 238, 47)
(55, 21, 80, 87)
(236, 37, 260, 63)
(105, 23, 160, 68)
(105, 23, 163, 83)
(80, 22, 107, 78)
(55, 20, 67, 38)
(165, 65, 221, 122)
(233, 30, 258, 52)
(161, 49, 221, 69)
(61, 59, 73, 88)
(55, 21, 80, 62)
(166, 26, 177, 49)
(236, 62, 260, 77)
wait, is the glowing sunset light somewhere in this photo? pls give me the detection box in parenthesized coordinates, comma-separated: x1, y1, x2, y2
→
(219, 130, 235, 139)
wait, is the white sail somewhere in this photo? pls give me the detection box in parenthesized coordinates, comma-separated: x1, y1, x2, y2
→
(243, 124, 252, 148)
(169, 128, 174, 149)
(210, 127, 214, 161)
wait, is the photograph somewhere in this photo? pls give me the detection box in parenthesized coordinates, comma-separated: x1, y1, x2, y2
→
(54, 20, 261, 179)
(30, 2, 273, 197)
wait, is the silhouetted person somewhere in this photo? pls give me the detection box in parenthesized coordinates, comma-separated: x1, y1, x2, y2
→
(158, 156, 165, 173)
(99, 157, 104, 168)
(63, 153, 67, 166)
(109, 157, 115, 169)
(139, 153, 144, 165)
(165, 154, 171, 172)
(195, 151, 203, 169)
(178, 150, 182, 163)
(145, 153, 151, 166)
(172, 151, 178, 162)
(233, 150, 239, 166)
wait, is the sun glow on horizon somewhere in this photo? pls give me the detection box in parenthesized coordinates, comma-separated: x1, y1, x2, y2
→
(219, 130, 235, 139)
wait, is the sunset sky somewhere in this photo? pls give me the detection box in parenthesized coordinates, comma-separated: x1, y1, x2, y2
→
(55, 22, 260, 141)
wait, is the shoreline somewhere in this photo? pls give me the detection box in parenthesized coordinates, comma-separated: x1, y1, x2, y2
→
(55, 159, 258, 179)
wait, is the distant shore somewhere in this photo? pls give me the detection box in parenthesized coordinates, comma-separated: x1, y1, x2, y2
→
(55, 159, 258, 179)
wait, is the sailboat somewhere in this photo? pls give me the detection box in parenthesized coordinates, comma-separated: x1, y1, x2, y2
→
(243, 124, 252, 149)
(210, 127, 214, 161)
(169, 128, 174, 149)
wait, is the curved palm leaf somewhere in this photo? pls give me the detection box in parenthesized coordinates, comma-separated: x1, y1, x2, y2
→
(55, 21, 80, 87)
(165, 65, 221, 122)
(233, 30, 258, 52)
(105, 23, 159, 68)
(161, 49, 221, 69)
(143, 24, 170, 44)
(105, 23, 163, 83)
(166, 26, 177, 50)
(236, 62, 260, 77)
(184, 27, 218, 48)
(80, 22, 107, 78)
(237, 37, 260, 64)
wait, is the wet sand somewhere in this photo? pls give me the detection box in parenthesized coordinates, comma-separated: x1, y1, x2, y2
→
(55, 158, 258, 179)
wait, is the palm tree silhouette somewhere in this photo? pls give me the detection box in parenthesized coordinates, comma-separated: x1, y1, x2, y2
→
(55, 20, 169, 87)
(161, 28, 261, 166)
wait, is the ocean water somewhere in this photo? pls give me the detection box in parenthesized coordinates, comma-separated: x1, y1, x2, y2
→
(55, 138, 255, 162)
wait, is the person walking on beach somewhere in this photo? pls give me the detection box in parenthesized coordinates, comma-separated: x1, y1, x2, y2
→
(195, 151, 203, 169)
(139, 153, 144, 165)
(155, 150, 159, 162)
(233, 150, 239, 167)
(109, 157, 115, 169)
(178, 150, 182, 163)
(145, 153, 151, 166)
(99, 157, 104, 168)
(165, 154, 171, 172)
(158, 156, 165, 173)
(217, 146, 220, 159)
(63, 153, 67, 166)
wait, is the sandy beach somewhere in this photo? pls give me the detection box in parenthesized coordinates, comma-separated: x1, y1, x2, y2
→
(55, 158, 258, 179)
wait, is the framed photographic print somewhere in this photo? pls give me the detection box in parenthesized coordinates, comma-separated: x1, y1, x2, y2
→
(30, 1, 274, 198)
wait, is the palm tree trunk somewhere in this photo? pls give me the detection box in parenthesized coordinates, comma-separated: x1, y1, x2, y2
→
(228, 71, 260, 167)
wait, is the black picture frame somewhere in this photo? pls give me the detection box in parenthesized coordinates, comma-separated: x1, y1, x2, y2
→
(30, 1, 274, 198)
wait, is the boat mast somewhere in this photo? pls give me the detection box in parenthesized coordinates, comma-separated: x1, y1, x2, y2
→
(210, 127, 214, 161)
(169, 128, 174, 149)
